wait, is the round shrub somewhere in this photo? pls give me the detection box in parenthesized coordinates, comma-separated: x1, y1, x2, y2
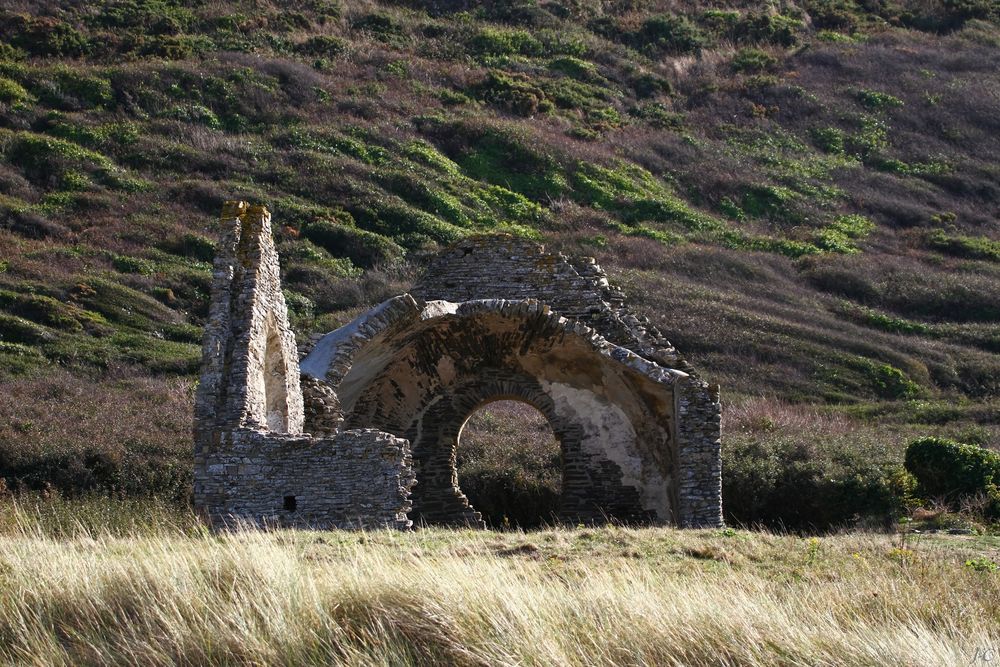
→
(638, 15, 705, 55)
(723, 435, 905, 531)
(904, 437, 1000, 516)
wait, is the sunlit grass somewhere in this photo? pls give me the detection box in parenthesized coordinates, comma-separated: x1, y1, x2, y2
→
(0, 502, 997, 666)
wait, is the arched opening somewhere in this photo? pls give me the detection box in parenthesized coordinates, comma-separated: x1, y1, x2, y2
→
(325, 301, 680, 526)
(262, 315, 289, 432)
(455, 399, 562, 529)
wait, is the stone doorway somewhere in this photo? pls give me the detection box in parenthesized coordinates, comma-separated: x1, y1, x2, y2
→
(455, 399, 562, 529)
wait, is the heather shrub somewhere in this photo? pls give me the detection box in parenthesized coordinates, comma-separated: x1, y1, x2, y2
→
(0, 370, 192, 499)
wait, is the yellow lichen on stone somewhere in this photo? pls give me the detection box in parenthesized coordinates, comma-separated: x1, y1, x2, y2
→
(220, 200, 248, 220)
(245, 204, 270, 219)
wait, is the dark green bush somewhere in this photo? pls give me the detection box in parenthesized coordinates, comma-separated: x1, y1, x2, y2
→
(732, 48, 777, 72)
(732, 12, 801, 46)
(449, 125, 569, 201)
(3, 16, 91, 58)
(905, 437, 1000, 515)
(856, 88, 904, 110)
(470, 27, 543, 58)
(926, 229, 1000, 262)
(637, 15, 705, 55)
(811, 126, 847, 154)
(0, 314, 50, 344)
(474, 70, 553, 117)
(164, 232, 215, 262)
(295, 35, 346, 57)
(0, 290, 87, 332)
(112, 255, 154, 275)
(630, 72, 672, 98)
(901, 0, 999, 31)
(856, 359, 921, 399)
(723, 436, 906, 530)
(93, 0, 195, 33)
(547, 56, 599, 81)
(301, 220, 404, 268)
(802, 0, 860, 32)
(351, 13, 404, 43)
(631, 102, 683, 129)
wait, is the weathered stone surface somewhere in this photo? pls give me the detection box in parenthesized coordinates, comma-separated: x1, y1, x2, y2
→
(193, 202, 414, 530)
(194, 427, 414, 530)
(411, 234, 690, 372)
(299, 235, 724, 528)
(194, 211, 722, 531)
(194, 201, 304, 434)
(302, 298, 685, 526)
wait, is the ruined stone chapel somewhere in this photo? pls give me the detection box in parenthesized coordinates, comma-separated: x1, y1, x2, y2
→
(194, 202, 722, 529)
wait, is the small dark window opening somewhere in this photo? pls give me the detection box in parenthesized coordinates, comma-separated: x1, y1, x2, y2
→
(283, 495, 297, 512)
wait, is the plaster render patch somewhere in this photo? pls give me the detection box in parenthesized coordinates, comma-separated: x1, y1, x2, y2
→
(544, 380, 670, 520)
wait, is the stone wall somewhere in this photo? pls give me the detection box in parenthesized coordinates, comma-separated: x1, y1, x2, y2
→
(194, 201, 304, 434)
(301, 374, 343, 437)
(302, 298, 690, 526)
(411, 234, 690, 372)
(675, 381, 724, 527)
(194, 427, 414, 529)
(193, 202, 415, 530)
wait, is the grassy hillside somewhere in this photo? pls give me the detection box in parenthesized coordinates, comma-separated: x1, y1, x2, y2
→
(0, 1, 998, 526)
(1, 504, 998, 665)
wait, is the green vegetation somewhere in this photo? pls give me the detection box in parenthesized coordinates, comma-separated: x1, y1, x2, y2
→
(906, 437, 1000, 517)
(0, 0, 998, 535)
(926, 229, 1000, 262)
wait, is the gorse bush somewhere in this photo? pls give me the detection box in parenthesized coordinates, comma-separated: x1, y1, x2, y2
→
(905, 436, 1000, 517)
(475, 70, 553, 117)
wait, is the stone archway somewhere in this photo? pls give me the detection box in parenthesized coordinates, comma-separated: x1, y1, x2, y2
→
(304, 297, 684, 527)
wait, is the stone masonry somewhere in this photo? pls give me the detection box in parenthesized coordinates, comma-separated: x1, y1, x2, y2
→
(193, 202, 413, 529)
(194, 203, 723, 530)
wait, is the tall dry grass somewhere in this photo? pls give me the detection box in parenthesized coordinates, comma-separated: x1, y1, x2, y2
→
(0, 503, 997, 666)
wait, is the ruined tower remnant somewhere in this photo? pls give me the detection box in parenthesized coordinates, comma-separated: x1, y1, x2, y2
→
(193, 202, 414, 529)
(194, 203, 723, 529)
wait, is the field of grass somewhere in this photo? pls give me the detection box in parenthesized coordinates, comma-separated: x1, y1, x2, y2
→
(0, 500, 998, 666)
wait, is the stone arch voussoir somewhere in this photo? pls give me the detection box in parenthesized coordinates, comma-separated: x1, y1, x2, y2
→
(301, 296, 687, 526)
